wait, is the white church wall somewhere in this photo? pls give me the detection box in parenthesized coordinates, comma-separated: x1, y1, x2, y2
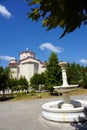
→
(11, 68, 18, 78)
(9, 50, 46, 82)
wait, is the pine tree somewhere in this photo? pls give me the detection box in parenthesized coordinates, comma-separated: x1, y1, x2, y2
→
(45, 52, 61, 91)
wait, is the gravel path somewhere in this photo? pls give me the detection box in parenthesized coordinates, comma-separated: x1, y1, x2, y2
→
(0, 95, 87, 130)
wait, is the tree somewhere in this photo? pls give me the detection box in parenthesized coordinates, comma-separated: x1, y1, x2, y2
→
(0, 67, 11, 94)
(79, 66, 87, 88)
(9, 78, 20, 92)
(19, 76, 29, 91)
(30, 73, 45, 89)
(9, 77, 29, 93)
(45, 52, 61, 91)
(67, 62, 87, 88)
(26, 0, 87, 38)
(67, 62, 80, 85)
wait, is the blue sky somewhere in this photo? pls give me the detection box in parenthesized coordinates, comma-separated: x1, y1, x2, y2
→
(0, 0, 87, 67)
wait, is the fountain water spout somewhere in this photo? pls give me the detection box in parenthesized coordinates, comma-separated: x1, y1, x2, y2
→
(55, 62, 78, 109)
(59, 62, 69, 87)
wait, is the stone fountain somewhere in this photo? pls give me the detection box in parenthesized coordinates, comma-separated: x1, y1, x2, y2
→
(42, 62, 87, 122)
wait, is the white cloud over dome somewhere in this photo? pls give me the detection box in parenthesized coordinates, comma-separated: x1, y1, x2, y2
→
(0, 55, 15, 61)
(79, 59, 87, 65)
(39, 43, 63, 53)
(0, 4, 12, 18)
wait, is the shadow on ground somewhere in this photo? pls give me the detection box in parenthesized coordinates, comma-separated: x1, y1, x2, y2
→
(70, 106, 87, 130)
(0, 94, 14, 101)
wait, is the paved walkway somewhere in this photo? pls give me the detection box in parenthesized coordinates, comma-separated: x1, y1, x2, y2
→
(0, 95, 87, 130)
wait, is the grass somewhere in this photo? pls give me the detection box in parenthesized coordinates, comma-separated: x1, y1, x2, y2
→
(71, 88, 87, 95)
(0, 88, 87, 102)
(11, 92, 52, 101)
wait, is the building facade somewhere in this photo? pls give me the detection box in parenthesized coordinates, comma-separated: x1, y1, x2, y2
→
(8, 50, 46, 82)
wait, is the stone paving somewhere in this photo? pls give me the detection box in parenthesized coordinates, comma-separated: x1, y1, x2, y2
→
(0, 95, 87, 130)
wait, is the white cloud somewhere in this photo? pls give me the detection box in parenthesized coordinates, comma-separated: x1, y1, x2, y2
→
(0, 56, 15, 61)
(39, 43, 63, 53)
(0, 4, 12, 18)
(79, 59, 87, 65)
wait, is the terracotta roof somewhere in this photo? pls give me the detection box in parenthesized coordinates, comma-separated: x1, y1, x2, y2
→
(41, 61, 47, 65)
(20, 50, 35, 55)
(19, 56, 40, 62)
(8, 62, 18, 68)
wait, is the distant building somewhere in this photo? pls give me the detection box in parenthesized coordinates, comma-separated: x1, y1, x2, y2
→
(8, 50, 46, 82)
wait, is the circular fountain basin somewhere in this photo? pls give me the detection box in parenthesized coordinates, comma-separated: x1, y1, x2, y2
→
(42, 100, 87, 122)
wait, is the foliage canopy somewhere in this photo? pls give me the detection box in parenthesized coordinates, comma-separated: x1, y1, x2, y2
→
(67, 62, 87, 88)
(0, 67, 11, 93)
(30, 73, 45, 89)
(27, 0, 87, 38)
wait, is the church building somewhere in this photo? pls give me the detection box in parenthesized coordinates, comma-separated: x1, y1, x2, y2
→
(8, 50, 46, 82)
